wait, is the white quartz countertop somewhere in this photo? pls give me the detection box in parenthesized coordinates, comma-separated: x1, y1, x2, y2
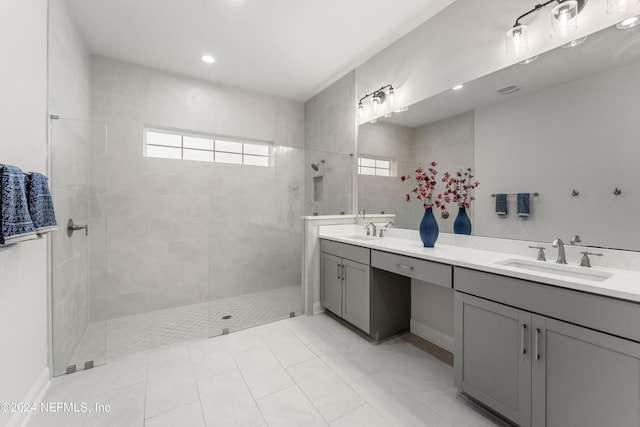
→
(318, 229, 640, 304)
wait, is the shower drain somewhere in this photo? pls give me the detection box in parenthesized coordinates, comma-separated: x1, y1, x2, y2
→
(222, 315, 232, 320)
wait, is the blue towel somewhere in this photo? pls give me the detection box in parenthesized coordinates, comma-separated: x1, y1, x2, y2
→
(25, 172, 58, 235)
(517, 193, 530, 217)
(495, 194, 507, 216)
(0, 165, 38, 245)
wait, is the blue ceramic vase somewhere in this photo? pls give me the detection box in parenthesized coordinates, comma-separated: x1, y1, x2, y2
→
(453, 206, 472, 235)
(419, 207, 439, 247)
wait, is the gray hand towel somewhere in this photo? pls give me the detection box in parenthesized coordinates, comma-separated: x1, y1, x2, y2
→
(495, 194, 507, 216)
(517, 193, 530, 217)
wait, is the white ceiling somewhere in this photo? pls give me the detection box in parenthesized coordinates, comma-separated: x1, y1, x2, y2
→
(65, 0, 455, 102)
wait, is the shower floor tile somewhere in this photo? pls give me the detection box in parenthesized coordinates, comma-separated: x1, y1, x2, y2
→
(69, 286, 302, 368)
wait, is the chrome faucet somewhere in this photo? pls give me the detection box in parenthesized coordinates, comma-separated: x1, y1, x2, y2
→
(384, 221, 394, 228)
(365, 222, 377, 237)
(551, 238, 567, 264)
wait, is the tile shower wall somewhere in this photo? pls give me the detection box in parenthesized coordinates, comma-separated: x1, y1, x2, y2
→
(48, 0, 93, 373)
(209, 148, 304, 302)
(89, 56, 305, 321)
(304, 71, 356, 215)
(357, 120, 415, 227)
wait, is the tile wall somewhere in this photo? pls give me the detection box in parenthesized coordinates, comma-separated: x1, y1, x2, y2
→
(304, 71, 356, 215)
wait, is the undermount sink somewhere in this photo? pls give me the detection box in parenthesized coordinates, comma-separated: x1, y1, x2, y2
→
(496, 258, 613, 282)
(345, 234, 380, 241)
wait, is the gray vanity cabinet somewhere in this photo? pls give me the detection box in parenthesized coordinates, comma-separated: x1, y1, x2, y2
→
(455, 267, 640, 427)
(320, 253, 343, 316)
(320, 240, 371, 334)
(531, 316, 640, 427)
(455, 293, 532, 427)
(341, 259, 371, 333)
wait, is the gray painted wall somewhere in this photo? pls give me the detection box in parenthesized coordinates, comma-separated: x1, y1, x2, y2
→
(475, 60, 640, 251)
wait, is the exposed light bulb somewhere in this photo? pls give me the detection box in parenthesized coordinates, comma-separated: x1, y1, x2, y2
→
(201, 55, 215, 64)
(452, 84, 464, 91)
(551, 1, 578, 37)
(388, 87, 395, 106)
(506, 24, 529, 57)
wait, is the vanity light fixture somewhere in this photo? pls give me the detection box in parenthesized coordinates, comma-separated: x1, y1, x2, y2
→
(358, 84, 395, 118)
(551, 1, 579, 37)
(506, 0, 586, 57)
(201, 55, 215, 64)
(607, 0, 640, 13)
(617, 15, 640, 28)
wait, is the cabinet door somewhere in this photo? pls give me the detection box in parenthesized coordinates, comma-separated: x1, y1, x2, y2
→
(532, 316, 640, 427)
(455, 293, 532, 427)
(342, 259, 371, 334)
(320, 253, 343, 316)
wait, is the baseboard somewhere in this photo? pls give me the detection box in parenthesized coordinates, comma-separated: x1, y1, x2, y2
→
(410, 319, 454, 353)
(312, 301, 325, 315)
(7, 367, 50, 427)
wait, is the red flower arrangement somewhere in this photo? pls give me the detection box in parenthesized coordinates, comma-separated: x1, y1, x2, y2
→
(400, 162, 447, 210)
(441, 167, 480, 209)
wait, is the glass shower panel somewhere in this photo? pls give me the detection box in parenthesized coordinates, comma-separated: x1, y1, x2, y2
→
(101, 136, 212, 360)
(305, 149, 354, 216)
(208, 145, 305, 337)
(50, 117, 107, 377)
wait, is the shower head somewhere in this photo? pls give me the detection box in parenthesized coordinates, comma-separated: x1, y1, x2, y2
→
(311, 160, 325, 171)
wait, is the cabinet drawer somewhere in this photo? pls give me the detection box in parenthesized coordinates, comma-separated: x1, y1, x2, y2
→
(371, 250, 452, 288)
(455, 267, 640, 343)
(320, 239, 370, 265)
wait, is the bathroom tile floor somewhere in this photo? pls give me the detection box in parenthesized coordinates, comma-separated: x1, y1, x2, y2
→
(32, 313, 509, 427)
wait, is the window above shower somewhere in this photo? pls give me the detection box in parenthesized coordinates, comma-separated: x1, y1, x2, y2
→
(357, 156, 396, 177)
(144, 128, 272, 167)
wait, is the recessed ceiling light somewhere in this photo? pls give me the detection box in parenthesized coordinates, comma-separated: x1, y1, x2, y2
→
(452, 84, 464, 90)
(519, 55, 539, 65)
(561, 35, 588, 48)
(201, 55, 215, 64)
(617, 16, 639, 29)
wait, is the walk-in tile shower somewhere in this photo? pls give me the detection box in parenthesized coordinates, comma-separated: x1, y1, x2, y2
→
(49, 117, 352, 376)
